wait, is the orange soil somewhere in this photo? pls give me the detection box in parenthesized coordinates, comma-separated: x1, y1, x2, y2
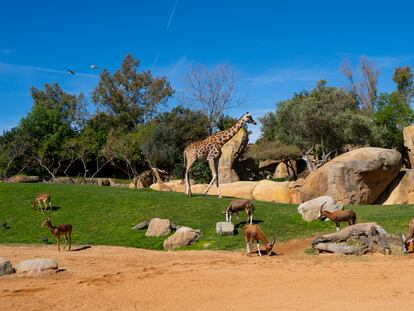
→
(1, 240, 414, 311)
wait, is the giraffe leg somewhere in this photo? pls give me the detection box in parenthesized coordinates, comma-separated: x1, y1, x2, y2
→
(203, 157, 222, 198)
(185, 156, 196, 197)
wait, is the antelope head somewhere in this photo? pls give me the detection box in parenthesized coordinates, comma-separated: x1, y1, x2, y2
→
(41, 217, 51, 228)
(266, 234, 276, 255)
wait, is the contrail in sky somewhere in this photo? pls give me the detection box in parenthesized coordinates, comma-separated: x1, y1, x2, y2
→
(166, 0, 179, 31)
(151, 52, 160, 72)
(152, 0, 179, 71)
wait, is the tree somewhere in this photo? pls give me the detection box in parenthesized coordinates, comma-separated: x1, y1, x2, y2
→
(92, 54, 173, 130)
(374, 68, 414, 153)
(260, 81, 381, 169)
(392, 66, 414, 105)
(341, 57, 379, 114)
(181, 64, 240, 134)
(0, 128, 28, 179)
(8, 83, 88, 179)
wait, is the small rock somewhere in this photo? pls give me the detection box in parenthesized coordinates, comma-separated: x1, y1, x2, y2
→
(163, 227, 201, 250)
(146, 218, 172, 237)
(15, 258, 58, 276)
(216, 222, 235, 236)
(131, 221, 149, 231)
(0, 257, 14, 276)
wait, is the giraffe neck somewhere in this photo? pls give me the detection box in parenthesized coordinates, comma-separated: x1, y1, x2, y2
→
(214, 118, 245, 146)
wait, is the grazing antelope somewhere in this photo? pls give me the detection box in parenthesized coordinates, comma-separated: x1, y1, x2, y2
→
(401, 218, 414, 253)
(32, 193, 52, 212)
(318, 204, 356, 232)
(41, 218, 72, 252)
(225, 199, 255, 225)
(244, 224, 275, 256)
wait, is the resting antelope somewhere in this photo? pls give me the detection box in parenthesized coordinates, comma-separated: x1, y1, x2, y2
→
(318, 204, 356, 232)
(42, 218, 72, 252)
(225, 199, 255, 225)
(244, 224, 275, 256)
(401, 218, 414, 253)
(32, 193, 52, 212)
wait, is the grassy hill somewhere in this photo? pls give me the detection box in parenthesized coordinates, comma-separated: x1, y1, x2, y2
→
(0, 183, 413, 251)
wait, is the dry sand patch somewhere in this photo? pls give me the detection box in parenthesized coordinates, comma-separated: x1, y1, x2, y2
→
(1, 242, 414, 311)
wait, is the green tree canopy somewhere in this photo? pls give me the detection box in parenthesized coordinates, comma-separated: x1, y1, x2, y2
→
(260, 80, 380, 153)
(92, 54, 174, 130)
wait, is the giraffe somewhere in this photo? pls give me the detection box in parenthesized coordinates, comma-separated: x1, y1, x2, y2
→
(183, 112, 256, 198)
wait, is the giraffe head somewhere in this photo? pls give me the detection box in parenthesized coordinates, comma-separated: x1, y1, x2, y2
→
(241, 112, 257, 125)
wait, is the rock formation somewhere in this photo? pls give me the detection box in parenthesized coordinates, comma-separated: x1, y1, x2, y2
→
(299, 147, 402, 205)
(218, 128, 248, 184)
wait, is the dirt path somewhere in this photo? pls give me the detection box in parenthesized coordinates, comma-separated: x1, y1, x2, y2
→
(1, 241, 414, 311)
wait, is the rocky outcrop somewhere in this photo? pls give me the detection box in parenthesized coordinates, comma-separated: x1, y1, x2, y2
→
(299, 147, 402, 205)
(150, 179, 193, 192)
(8, 175, 40, 183)
(53, 177, 74, 184)
(218, 128, 248, 184)
(312, 223, 391, 255)
(379, 169, 414, 205)
(163, 227, 201, 250)
(252, 180, 299, 204)
(297, 196, 343, 222)
(0, 257, 14, 276)
(190, 181, 258, 200)
(404, 125, 414, 168)
(216, 222, 235, 236)
(145, 218, 172, 237)
(15, 258, 58, 276)
(274, 161, 296, 179)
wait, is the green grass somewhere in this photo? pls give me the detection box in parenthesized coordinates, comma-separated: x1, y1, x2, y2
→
(0, 183, 413, 251)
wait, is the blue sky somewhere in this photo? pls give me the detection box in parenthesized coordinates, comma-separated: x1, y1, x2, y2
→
(1, 0, 414, 141)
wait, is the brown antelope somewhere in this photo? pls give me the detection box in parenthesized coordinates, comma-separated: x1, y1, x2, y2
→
(41, 218, 72, 252)
(225, 199, 255, 225)
(401, 218, 414, 253)
(243, 224, 275, 256)
(32, 193, 52, 212)
(318, 204, 356, 232)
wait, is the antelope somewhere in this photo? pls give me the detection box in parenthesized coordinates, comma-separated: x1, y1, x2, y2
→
(224, 199, 255, 225)
(244, 224, 275, 256)
(400, 218, 414, 253)
(318, 204, 356, 232)
(32, 193, 52, 212)
(41, 218, 72, 252)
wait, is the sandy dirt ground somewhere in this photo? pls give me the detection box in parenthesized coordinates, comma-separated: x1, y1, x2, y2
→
(1, 240, 414, 311)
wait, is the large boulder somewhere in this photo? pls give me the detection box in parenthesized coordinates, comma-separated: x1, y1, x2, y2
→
(218, 128, 248, 184)
(216, 222, 235, 236)
(145, 218, 172, 237)
(0, 257, 14, 276)
(252, 180, 299, 204)
(163, 227, 201, 250)
(149, 179, 193, 192)
(274, 161, 297, 179)
(297, 196, 343, 222)
(190, 181, 258, 199)
(8, 175, 40, 183)
(299, 147, 402, 205)
(15, 258, 58, 276)
(380, 169, 414, 205)
(53, 177, 74, 184)
(404, 125, 414, 168)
